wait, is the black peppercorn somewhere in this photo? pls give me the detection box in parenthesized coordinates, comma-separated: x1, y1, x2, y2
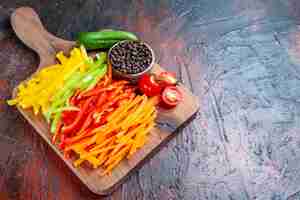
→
(109, 41, 153, 75)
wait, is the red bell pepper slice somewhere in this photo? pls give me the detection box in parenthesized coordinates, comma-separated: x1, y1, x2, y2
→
(62, 96, 94, 134)
(82, 86, 115, 97)
(59, 134, 66, 150)
(61, 110, 78, 126)
(79, 111, 94, 132)
(96, 92, 108, 107)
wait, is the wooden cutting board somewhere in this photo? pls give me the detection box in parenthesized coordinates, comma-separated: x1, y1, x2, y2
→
(11, 7, 199, 195)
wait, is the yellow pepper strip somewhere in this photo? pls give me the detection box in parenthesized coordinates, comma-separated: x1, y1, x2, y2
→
(73, 148, 100, 168)
(7, 47, 92, 115)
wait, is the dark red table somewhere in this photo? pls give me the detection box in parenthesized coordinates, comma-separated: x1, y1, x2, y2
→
(2, 0, 300, 199)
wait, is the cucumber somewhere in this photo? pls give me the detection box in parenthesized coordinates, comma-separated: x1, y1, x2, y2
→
(77, 30, 138, 50)
(78, 39, 121, 49)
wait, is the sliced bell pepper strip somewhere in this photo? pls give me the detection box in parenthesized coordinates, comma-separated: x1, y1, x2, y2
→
(51, 106, 80, 113)
(89, 135, 116, 152)
(79, 111, 94, 132)
(52, 120, 62, 143)
(96, 92, 108, 107)
(50, 111, 62, 133)
(52, 71, 82, 102)
(62, 96, 94, 134)
(45, 89, 73, 121)
(82, 80, 127, 97)
(79, 64, 107, 90)
(63, 129, 94, 147)
(59, 134, 66, 150)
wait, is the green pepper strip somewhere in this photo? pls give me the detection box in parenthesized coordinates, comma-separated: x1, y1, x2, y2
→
(79, 64, 107, 90)
(46, 89, 73, 122)
(85, 52, 107, 69)
(51, 111, 62, 133)
(52, 106, 80, 113)
(52, 72, 82, 103)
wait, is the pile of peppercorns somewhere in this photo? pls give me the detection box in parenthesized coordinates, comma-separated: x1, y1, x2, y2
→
(109, 41, 153, 74)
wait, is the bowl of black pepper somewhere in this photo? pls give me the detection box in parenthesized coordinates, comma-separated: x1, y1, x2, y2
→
(108, 40, 155, 81)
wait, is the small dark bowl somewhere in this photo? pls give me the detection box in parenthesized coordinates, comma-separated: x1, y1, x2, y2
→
(108, 40, 155, 81)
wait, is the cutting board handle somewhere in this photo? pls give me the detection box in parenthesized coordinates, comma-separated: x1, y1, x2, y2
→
(11, 7, 75, 69)
(10, 7, 58, 69)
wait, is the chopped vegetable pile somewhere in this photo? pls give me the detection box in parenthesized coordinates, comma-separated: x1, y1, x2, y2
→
(8, 29, 183, 175)
(60, 80, 158, 174)
(8, 44, 157, 175)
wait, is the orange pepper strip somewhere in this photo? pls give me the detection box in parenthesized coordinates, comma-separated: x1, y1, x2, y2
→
(117, 124, 145, 144)
(107, 62, 112, 83)
(65, 137, 94, 152)
(63, 129, 95, 147)
(120, 96, 148, 130)
(101, 145, 131, 175)
(90, 135, 116, 152)
(105, 144, 131, 166)
(105, 143, 126, 161)
(73, 149, 100, 168)
(97, 140, 115, 166)
(80, 145, 117, 159)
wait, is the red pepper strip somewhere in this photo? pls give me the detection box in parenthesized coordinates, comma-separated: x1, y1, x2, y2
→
(93, 93, 128, 124)
(108, 92, 132, 107)
(94, 86, 123, 113)
(52, 121, 62, 144)
(103, 75, 109, 86)
(63, 128, 95, 146)
(111, 80, 129, 86)
(94, 107, 115, 123)
(96, 92, 108, 107)
(70, 89, 81, 105)
(63, 151, 70, 158)
(61, 110, 78, 126)
(76, 101, 85, 109)
(93, 89, 132, 122)
(59, 134, 66, 150)
(79, 111, 94, 132)
(81, 81, 128, 97)
(62, 96, 94, 134)
(81, 86, 115, 97)
(95, 75, 109, 88)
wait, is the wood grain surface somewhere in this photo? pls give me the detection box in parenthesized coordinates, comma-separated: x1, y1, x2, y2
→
(2, 0, 300, 199)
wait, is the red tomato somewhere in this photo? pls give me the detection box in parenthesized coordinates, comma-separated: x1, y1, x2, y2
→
(156, 71, 177, 88)
(138, 74, 162, 96)
(161, 86, 183, 108)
